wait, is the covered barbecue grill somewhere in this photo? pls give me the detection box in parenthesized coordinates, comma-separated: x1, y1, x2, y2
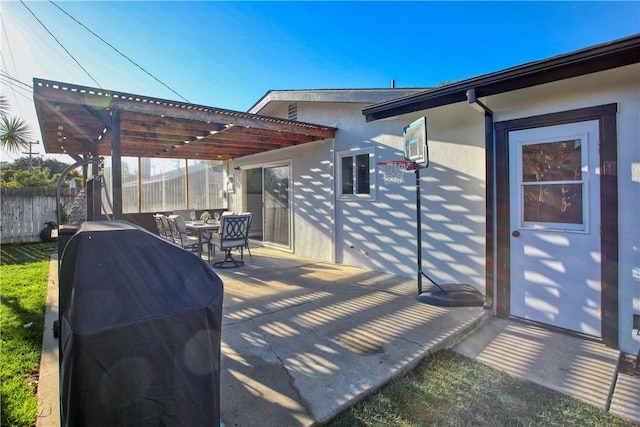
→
(58, 221, 223, 426)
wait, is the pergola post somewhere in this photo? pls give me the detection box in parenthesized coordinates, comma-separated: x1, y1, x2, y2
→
(111, 109, 123, 219)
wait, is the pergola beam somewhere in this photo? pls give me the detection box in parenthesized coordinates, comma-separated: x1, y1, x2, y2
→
(34, 80, 337, 162)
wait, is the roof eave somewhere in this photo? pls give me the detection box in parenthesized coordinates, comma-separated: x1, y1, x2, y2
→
(363, 33, 640, 122)
(249, 88, 430, 115)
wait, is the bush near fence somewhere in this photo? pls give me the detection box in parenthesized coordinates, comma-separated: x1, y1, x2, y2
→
(1, 187, 81, 244)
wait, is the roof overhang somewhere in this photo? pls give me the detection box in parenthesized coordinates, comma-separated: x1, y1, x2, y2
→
(248, 88, 428, 114)
(34, 79, 337, 161)
(363, 33, 640, 121)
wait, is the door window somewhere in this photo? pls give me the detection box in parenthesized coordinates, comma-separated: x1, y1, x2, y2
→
(518, 137, 588, 231)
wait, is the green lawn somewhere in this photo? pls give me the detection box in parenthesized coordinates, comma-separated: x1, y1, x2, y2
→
(1, 242, 57, 427)
(327, 349, 636, 427)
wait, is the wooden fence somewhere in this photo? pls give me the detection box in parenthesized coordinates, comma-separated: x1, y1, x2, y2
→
(1, 187, 81, 244)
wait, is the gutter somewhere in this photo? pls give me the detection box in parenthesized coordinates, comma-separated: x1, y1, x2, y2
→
(363, 33, 640, 122)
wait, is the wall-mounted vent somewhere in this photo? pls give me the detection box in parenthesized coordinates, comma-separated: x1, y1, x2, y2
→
(288, 103, 298, 121)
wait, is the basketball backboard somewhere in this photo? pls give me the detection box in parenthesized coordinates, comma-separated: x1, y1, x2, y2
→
(403, 116, 428, 168)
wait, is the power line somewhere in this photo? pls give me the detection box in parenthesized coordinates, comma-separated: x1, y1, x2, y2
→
(19, 0, 102, 88)
(49, 1, 191, 103)
(0, 16, 26, 116)
(0, 71, 32, 91)
(0, 70, 34, 103)
(0, 80, 32, 102)
(0, 79, 32, 103)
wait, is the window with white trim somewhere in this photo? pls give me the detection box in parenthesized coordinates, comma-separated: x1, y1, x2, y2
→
(337, 149, 376, 200)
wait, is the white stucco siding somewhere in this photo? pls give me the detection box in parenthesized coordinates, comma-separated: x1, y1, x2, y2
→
(485, 64, 639, 354)
(393, 106, 487, 288)
(489, 64, 639, 122)
(291, 141, 335, 261)
(230, 138, 334, 261)
(301, 103, 420, 278)
(333, 102, 487, 287)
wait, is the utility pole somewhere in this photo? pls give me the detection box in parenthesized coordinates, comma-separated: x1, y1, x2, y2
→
(22, 140, 40, 172)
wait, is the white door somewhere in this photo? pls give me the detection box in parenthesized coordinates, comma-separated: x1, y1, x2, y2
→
(509, 120, 601, 337)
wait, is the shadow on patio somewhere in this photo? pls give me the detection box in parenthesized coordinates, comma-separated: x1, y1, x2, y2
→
(37, 245, 487, 427)
(213, 246, 487, 426)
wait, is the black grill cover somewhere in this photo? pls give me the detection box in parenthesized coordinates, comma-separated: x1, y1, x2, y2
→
(58, 221, 223, 426)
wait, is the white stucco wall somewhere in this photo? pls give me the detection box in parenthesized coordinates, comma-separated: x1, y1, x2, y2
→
(387, 105, 487, 287)
(241, 99, 488, 288)
(229, 138, 334, 262)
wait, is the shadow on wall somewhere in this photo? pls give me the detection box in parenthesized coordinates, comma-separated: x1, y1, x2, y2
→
(339, 160, 485, 288)
(294, 159, 335, 253)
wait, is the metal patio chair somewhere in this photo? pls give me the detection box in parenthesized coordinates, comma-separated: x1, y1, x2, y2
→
(167, 215, 201, 253)
(208, 213, 252, 268)
(153, 214, 172, 241)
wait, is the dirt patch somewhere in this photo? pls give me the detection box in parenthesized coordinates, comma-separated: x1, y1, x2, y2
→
(618, 352, 640, 378)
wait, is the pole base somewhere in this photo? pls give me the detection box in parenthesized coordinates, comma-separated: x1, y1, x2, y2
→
(417, 283, 485, 307)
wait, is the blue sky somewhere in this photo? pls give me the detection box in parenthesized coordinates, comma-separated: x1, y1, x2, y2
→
(2, 1, 639, 160)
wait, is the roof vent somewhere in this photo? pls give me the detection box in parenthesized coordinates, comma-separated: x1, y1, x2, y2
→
(288, 103, 298, 121)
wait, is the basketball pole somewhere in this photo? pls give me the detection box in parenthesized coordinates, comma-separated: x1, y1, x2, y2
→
(415, 165, 448, 296)
(416, 166, 423, 295)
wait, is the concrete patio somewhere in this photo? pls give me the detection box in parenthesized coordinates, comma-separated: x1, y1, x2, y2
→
(36, 245, 487, 426)
(36, 245, 639, 426)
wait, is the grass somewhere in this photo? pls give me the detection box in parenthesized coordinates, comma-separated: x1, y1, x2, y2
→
(1, 242, 57, 427)
(327, 349, 636, 427)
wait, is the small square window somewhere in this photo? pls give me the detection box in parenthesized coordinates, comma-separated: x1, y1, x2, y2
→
(338, 149, 375, 200)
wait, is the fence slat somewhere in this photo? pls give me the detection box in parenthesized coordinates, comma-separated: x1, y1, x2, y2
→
(1, 188, 81, 244)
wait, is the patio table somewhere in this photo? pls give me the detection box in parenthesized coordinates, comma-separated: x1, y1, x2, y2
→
(185, 220, 220, 257)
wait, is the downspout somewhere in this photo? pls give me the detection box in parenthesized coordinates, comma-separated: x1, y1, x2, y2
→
(467, 88, 495, 309)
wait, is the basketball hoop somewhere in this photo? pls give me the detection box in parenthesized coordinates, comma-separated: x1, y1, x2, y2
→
(378, 160, 414, 184)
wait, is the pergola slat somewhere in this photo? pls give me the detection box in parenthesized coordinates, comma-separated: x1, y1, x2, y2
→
(34, 79, 337, 161)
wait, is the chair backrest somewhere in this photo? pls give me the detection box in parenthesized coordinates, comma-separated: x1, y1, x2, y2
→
(153, 214, 171, 240)
(173, 209, 195, 221)
(239, 212, 253, 243)
(153, 214, 165, 236)
(159, 215, 172, 240)
(219, 214, 251, 249)
(167, 215, 188, 245)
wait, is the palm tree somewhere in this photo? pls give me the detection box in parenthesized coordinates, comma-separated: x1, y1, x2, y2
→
(0, 95, 33, 153)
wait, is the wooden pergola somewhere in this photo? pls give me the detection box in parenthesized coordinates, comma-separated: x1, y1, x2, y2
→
(33, 78, 336, 218)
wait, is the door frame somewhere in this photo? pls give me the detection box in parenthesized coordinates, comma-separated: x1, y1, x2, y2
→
(242, 160, 294, 251)
(494, 104, 618, 347)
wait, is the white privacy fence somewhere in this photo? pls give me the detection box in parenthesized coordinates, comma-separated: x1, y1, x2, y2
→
(1, 187, 81, 244)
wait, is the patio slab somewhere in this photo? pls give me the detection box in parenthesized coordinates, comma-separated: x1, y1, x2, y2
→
(453, 317, 640, 424)
(216, 248, 488, 426)
(37, 246, 487, 427)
